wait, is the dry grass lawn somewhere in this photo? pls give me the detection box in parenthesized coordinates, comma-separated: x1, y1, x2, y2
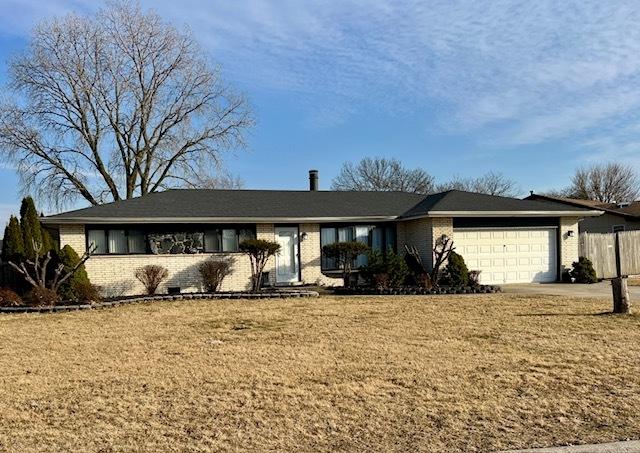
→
(1, 294, 640, 452)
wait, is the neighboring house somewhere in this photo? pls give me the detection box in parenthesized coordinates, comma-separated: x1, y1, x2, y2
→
(526, 194, 640, 233)
(41, 171, 602, 293)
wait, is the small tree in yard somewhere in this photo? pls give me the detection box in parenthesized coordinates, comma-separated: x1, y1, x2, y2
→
(445, 252, 469, 287)
(2, 216, 24, 263)
(8, 239, 94, 295)
(322, 241, 370, 288)
(57, 245, 91, 301)
(239, 239, 281, 292)
(199, 257, 234, 292)
(431, 235, 455, 287)
(135, 265, 169, 295)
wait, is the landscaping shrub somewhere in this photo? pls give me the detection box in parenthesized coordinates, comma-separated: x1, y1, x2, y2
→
(0, 288, 23, 307)
(372, 273, 390, 290)
(445, 252, 469, 287)
(415, 272, 433, 289)
(570, 257, 598, 283)
(468, 270, 481, 287)
(73, 281, 102, 303)
(386, 251, 409, 287)
(57, 245, 91, 301)
(199, 257, 234, 292)
(25, 287, 60, 306)
(135, 265, 169, 295)
(360, 250, 385, 285)
(360, 250, 408, 288)
(239, 239, 281, 291)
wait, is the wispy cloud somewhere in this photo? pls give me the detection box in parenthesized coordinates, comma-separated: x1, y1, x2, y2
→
(3, 0, 640, 158)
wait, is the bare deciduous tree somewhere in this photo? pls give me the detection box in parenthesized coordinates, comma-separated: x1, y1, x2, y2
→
(331, 157, 435, 194)
(556, 163, 640, 203)
(436, 171, 520, 197)
(0, 1, 252, 207)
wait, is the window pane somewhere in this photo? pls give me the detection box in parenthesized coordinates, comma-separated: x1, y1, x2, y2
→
(205, 229, 221, 252)
(385, 225, 396, 252)
(108, 229, 127, 254)
(127, 230, 146, 254)
(321, 228, 336, 269)
(371, 227, 384, 251)
(338, 227, 353, 242)
(222, 229, 238, 252)
(354, 226, 370, 267)
(87, 230, 107, 254)
(239, 228, 255, 244)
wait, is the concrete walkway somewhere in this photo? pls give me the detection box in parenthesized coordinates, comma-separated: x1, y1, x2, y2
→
(503, 440, 640, 452)
(502, 281, 640, 299)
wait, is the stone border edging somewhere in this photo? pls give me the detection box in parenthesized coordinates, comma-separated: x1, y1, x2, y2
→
(334, 285, 501, 296)
(0, 290, 320, 314)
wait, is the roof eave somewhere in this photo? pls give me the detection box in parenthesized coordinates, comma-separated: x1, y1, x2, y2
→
(399, 210, 604, 220)
(41, 215, 400, 225)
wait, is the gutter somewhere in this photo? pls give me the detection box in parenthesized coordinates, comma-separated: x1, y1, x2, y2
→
(40, 215, 400, 225)
(399, 210, 605, 220)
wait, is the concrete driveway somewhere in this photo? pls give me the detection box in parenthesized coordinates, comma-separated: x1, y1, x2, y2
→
(502, 281, 640, 298)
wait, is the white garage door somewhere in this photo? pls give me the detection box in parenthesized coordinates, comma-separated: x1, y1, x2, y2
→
(453, 228, 558, 284)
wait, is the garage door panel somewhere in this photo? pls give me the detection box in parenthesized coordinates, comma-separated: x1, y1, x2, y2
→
(453, 228, 557, 285)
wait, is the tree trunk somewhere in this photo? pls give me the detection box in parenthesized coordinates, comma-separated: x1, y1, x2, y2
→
(612, 277, 631, 314)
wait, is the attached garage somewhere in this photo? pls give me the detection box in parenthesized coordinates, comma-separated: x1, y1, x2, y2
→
(453, 227, 558, 285)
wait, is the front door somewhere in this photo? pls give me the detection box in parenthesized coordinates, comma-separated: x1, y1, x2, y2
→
(275, 226, 300, 284)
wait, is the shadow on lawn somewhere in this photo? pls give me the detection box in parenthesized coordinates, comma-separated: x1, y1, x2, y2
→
(516, 311, 615, 317)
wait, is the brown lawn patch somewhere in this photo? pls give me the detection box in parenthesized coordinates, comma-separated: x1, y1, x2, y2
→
(1, 294, 639, 452)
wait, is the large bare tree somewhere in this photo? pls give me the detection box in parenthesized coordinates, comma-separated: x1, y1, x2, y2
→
(556, 163, 640, 203)
(436, 171, 520, 197)
(331, 157, 435, 193)
(0, 2, 252, 206)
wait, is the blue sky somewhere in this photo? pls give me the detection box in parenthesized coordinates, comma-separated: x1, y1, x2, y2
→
(1, 0, 640, 226)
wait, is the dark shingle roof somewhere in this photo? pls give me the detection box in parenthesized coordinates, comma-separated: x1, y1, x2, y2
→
(43, 189, 425, 222)
(42, 189, 600, 224)
(400, 190, 591, 218)
(526, 194, 640, 219)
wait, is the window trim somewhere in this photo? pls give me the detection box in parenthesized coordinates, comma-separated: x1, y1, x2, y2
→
(320, 223, 396, 271)
(86, 224, 256, 256)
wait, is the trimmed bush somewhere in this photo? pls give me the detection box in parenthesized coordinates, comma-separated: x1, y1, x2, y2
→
(468, 270, 482, 287)
(25, 287, 60, 306)
(57, 245, 91, 301)
(323, 241, 370, 288)
(73, 281, 102, 304)
(135, 265, 169, 295)
(199, 257, 234, 292)
(445, 252, 469, 287)
(570, 257, 598, 283)
(386, 251, 409, 287)
(0, 288, 23, 307)
(239, 239, 281, 291)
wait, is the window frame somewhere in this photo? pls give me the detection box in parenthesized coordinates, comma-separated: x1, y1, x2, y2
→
(86, 224, 256, 256)
(612, 224, 626, 233)
(319, 223, 396, 271)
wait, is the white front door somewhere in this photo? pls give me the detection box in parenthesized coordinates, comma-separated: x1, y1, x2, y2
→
(275, 227, 300, 283)
(453, 228, 558, 284)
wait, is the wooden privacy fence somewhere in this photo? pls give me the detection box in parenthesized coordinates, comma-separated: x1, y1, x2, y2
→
(580, 230, 640, 279)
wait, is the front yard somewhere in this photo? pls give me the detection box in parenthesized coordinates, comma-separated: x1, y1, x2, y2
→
(1, 294, 639, 452)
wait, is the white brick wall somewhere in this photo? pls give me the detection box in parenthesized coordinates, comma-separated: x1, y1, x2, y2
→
(559, 217, 580, 273)
(57, 217, 460, 293)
